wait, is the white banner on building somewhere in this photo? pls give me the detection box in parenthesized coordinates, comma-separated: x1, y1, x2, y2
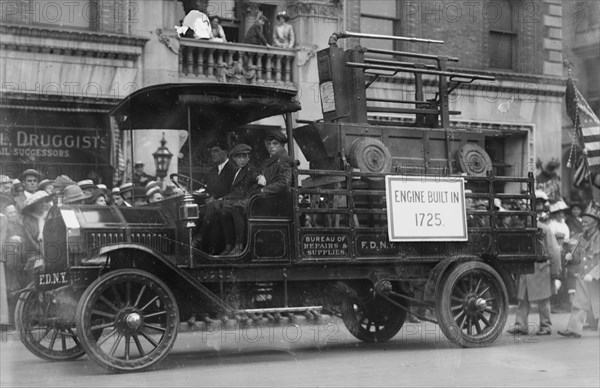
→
(385, 176, 467, 242)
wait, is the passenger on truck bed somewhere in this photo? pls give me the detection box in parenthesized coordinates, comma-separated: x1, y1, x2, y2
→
(256, 129, 293, 195)
(217, 143, 259, 256)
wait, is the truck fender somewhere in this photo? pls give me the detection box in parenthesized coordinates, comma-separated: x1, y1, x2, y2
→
(82, 244, 233, 314)
(423, 255, 517, 304)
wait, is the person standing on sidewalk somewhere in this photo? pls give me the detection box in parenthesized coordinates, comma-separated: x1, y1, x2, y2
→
(507, 190, 562, 336)
(558, 201, 600, 338)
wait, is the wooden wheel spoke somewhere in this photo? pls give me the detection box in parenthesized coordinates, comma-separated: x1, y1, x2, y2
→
(99, 296, 120, 313)
(111, 285, 124, 308)
(96, 328, 118, 347)
(450, 304, 463, 312)
(484, 307, 498, 315)
(139, 331, 159, 348)
(453, 309, 466, 323)
(124, 335, 131, 361)
(92, 309, 116, 319)
(67, 328, 81, 347)
(108, 332, 124, 357)
(459, 314, 467, 330)
(468, 274, 474, 293)
(144, 311, 167, 319)
(478, 286, 491, 298)
(143, 323, 166, 333)
(126, 282, 132, 306)
(91, 322, 115, 331)
(478, 313, 491, 328)
(450, 296, 463, 303)
(134, 285, 146, 308)
(466, 318, 472, 335)
(473, 277, 483, 295)
(48, 328, 58, 350)
(132, 333, 145, 357)
(474, 320, 482, 335)
(140, 296, 159, 312)
(61, 332, 67, 351)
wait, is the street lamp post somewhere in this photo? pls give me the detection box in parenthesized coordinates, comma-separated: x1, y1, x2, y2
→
(153, 132, 173, 182)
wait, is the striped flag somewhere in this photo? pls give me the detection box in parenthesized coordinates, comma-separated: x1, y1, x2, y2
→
(566, 75, 600, 180)
(109, 116, 126, 186)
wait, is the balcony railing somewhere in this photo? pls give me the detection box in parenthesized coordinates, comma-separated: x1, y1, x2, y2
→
(179, 39, 297, 89)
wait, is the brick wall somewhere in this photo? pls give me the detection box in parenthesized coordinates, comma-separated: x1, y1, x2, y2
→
(348, 0, 555, 76)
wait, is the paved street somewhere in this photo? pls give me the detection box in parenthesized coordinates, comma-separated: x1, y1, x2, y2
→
(1, 311, 598, 388)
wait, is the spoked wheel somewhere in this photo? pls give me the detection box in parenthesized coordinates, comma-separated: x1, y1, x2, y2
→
(16, 289, 86, 361)
(341, 293, 406, 343)
(437, 261, 508, 348)
(76, 269, 179, 373)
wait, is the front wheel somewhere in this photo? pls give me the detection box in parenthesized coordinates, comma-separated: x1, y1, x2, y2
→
(76, 269, 179, 373)
(16, 288, 86, 361)
(436, 261, 508, 347)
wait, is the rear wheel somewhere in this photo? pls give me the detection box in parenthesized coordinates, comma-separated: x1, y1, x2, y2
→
(341, 291, 406, 343)
(436, 261, 508, 347)
(76, 269, 179, 372)
(16, 289, 85, 361)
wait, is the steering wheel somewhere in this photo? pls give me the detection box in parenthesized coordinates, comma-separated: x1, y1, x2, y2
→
(169, 173, 207, 191)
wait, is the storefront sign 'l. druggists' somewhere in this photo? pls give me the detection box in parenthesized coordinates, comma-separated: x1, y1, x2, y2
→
(0, 127, 109, 162)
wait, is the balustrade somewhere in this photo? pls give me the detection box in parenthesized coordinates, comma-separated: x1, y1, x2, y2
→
(179, 39, 297, 89)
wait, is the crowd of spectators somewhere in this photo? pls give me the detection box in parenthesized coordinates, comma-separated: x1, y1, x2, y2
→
(0, 169, 184, 328)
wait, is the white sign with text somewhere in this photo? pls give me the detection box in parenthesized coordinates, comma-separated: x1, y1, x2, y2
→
(385, 176, 467, 242)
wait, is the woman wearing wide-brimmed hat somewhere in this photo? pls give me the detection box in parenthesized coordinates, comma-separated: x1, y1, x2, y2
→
(62, 185, 92, 205)
(273, 11, 295, 48)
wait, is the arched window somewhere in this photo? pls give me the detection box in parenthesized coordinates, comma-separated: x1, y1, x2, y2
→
(488, 0, 516, 70)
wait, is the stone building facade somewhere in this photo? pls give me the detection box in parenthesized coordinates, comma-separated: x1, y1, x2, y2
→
(0, 0, 570, 188)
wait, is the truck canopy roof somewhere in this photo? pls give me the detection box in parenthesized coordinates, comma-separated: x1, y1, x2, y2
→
(110, 83, 301, 131)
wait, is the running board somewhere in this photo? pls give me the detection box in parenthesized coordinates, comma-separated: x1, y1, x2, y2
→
(236, 306, 322, 314)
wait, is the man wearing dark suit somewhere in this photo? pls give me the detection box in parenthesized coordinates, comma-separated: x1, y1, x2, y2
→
(217, 144, 259, 255)
(194, 140, 236, 253)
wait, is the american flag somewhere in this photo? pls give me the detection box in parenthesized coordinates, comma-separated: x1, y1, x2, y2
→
(109, 116, 126, 186)
(566, 74, 600, 184)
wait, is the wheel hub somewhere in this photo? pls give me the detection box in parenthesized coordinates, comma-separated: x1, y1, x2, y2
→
(465, 296, 487, 313)
(125, 313, 142, 329)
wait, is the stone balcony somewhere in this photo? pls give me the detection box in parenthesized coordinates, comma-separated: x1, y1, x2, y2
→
(179, 38, 298, 90)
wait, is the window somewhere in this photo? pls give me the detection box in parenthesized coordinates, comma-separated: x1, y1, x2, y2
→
(1, 0, 129, 33)
(488, 0, 516, 70)
(359, 0, 400, 51)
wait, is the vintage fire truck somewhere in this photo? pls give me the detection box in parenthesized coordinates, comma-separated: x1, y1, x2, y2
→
(16, 32, 543, 372)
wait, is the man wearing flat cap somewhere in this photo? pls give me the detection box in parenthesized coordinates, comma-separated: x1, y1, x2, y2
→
(256, 129, 293, 196)
(133, 161, 154, 187)
(216, 143, 259, 255)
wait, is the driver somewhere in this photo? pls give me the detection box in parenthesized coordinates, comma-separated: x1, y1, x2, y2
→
(193, 140, 236, 253)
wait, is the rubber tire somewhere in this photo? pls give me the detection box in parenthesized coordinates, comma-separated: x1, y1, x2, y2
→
(341, 294, 406, 343)
(76, 269, 179, 373)
(436, 261, 508, 348)
(16, 289, 86, 361)
(348, 138, 393, 181)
